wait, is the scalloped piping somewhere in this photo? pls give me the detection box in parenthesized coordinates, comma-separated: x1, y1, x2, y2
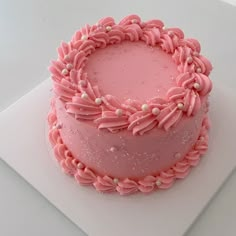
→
(48, 104, 210, 195)
(49, 14, 213, 135)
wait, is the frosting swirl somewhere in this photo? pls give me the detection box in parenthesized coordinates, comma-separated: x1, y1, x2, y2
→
(57, 42, 73, 62)
(60, 155, 78, 176)
(119, 14, 141, 26)
(95, 111, 129, 133)
(157, 103, 183, 131)
(49, 128, 62, 146)
(97, 17, 115, 27)
(93, 176, 117, 193)
(157, 170, 175, 189)
(128, 111, 158, 135)
(167, 87, 201, 115)
(124, 24, 143, 41)
(141, 27, 161, 46)
(138, 176, 156, 193)
(173, 160, 190, 179)
(143, 19, 164, 29)
(116, 179, 139, 195)
(176, 72, 212, 96)
(89, 31, 109, 48)
(74, 167, 97, 185)
(160, 31, 180, 53)
(53, 144, 67, 162)
(107, 25, 125, 44)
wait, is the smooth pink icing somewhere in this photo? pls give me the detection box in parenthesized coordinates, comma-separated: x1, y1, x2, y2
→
(84, 41, 178, 101)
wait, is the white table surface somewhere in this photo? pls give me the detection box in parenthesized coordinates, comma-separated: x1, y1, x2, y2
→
(0, 0, 236, 235)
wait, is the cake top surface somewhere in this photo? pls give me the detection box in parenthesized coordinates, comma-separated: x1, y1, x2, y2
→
(49, 14, 213, 135)
(84, 41, 178, 102)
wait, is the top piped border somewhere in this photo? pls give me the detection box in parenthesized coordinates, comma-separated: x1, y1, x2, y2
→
(49, 14, 213, 135)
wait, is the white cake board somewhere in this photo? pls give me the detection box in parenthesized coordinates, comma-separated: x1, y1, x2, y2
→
(0, 78, 235, 236)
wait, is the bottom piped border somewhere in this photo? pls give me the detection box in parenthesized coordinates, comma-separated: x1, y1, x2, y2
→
(47, 104, 210, 195)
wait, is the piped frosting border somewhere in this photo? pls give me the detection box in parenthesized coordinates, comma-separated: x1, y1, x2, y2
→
(49, 14, 213, 135)
(48, 102, 210, 195)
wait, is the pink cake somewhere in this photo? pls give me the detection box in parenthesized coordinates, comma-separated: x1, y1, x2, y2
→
(48, 15, 212, 195)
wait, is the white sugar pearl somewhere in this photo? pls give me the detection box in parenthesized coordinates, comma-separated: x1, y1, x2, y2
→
(156, 179, 162, 186)
(52, 125, 56, 130)
(193, 82, 200, 90)
(106, 26, 112, 31)
(131, 19, 137, 24)
(64, 55, 70, 61)
(152, 107, 160, 115)
(196, 68, 202, 73)
(141, 104, 149, 112)
(110, 146, 117, 152)
(177, 103, 184, 110)
(187, 57, 193, 64)
(79, 80, 86, 87)
(113, 178, 119, 184)
(56, 123, 62, 129)
(168, 31, 174, 36)
(162, 26, 166, 30)
(66, 63, 73, 70)
(77, 163, 84, 169)
(81, 35, 88, 40)
(61, 68, 68, 75)
(174, 152, 181, 159)
(81, 93, 88, 99)
(95, 97, 102, 105)
(115, 109, 123, 117)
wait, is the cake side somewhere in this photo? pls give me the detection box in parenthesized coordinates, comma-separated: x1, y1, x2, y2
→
(54, 97, 208, 179)
(48, 100, 210, 195)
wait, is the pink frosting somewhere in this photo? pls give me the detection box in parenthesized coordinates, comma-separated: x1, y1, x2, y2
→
(49, 14, 213, 136)
(55, 95, 208, 180)
(94, 176, 117, 193)
(48, 15, 213, 195)
(48, 106, 210, 195)
(75, 168, 97, 185)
